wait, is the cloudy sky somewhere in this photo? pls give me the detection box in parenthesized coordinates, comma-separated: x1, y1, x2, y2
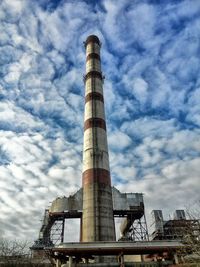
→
(0, 0, 200, 242)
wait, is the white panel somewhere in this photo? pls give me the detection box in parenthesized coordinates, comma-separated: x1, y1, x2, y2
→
(83, 128, 108, 151)
(85, 78, 103, 95)
(83, 149, 110, 171)
(86, 43, 100, 55)
(84, 100, 105, 121)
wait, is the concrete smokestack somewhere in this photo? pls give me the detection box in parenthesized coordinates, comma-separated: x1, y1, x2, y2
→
(81, 35, 116, 242)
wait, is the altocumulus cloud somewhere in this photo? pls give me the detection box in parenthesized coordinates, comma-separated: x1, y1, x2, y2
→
(0, 0, 200, 240)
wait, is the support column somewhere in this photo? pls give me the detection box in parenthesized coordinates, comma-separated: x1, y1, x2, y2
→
(119, 253, 125, 267)
(69, 256, 73, 267)
(61, 218, 65, 243)
(174, 253, 179, 264)
(56, 259, 61, 267)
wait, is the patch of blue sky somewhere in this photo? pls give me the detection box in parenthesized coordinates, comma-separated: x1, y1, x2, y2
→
(33, 0, 64, 12)
(0, 121, 25, 133)
(0, 147, 11, 165)
(112, 175, 130, 185)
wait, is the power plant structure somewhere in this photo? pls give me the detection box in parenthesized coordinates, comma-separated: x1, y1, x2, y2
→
(31, 35, 198, 266)
(151, 210, 200, 242)
(32, 34, 148, 248)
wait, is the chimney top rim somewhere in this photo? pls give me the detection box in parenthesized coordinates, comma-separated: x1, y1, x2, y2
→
(85, 35, 100, 46)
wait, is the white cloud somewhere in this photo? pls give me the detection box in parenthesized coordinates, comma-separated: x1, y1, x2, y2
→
(121, 117, 178, 139)
(108, 131, 132, 151)
(132, 77, 148, 105)
(126, 3, 156, 45)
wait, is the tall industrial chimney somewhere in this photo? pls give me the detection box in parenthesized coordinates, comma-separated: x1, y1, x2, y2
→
(81, 35, 116, 242)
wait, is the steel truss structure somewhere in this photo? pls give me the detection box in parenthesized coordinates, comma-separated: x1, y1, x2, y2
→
(50, 218, 65, 245)
(127, 216, 149, 241)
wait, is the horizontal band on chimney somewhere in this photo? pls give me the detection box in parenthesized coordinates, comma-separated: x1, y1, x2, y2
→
(85, 92, 104, 103)
(86, 53, 100, 62)
(84, 118, 106, 131)
(82, 168, 111, 186)
(84, 71, 103, 82)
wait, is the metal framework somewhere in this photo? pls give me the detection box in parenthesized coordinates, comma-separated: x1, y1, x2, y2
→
(128, 216, 149, 241)
(31, 187, 148, 250)
(32, 211, 149, 249)
(50, 218, 65, 245)
(151, 219, 200, 241)
(119, 214, 149, 242)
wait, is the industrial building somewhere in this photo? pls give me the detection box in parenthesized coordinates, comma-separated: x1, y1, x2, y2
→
(151, 210, 199, 241)
(31, 35, 199, 266)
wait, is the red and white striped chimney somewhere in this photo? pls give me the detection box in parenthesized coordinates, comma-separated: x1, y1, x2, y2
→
(81, 35, 116, 242)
